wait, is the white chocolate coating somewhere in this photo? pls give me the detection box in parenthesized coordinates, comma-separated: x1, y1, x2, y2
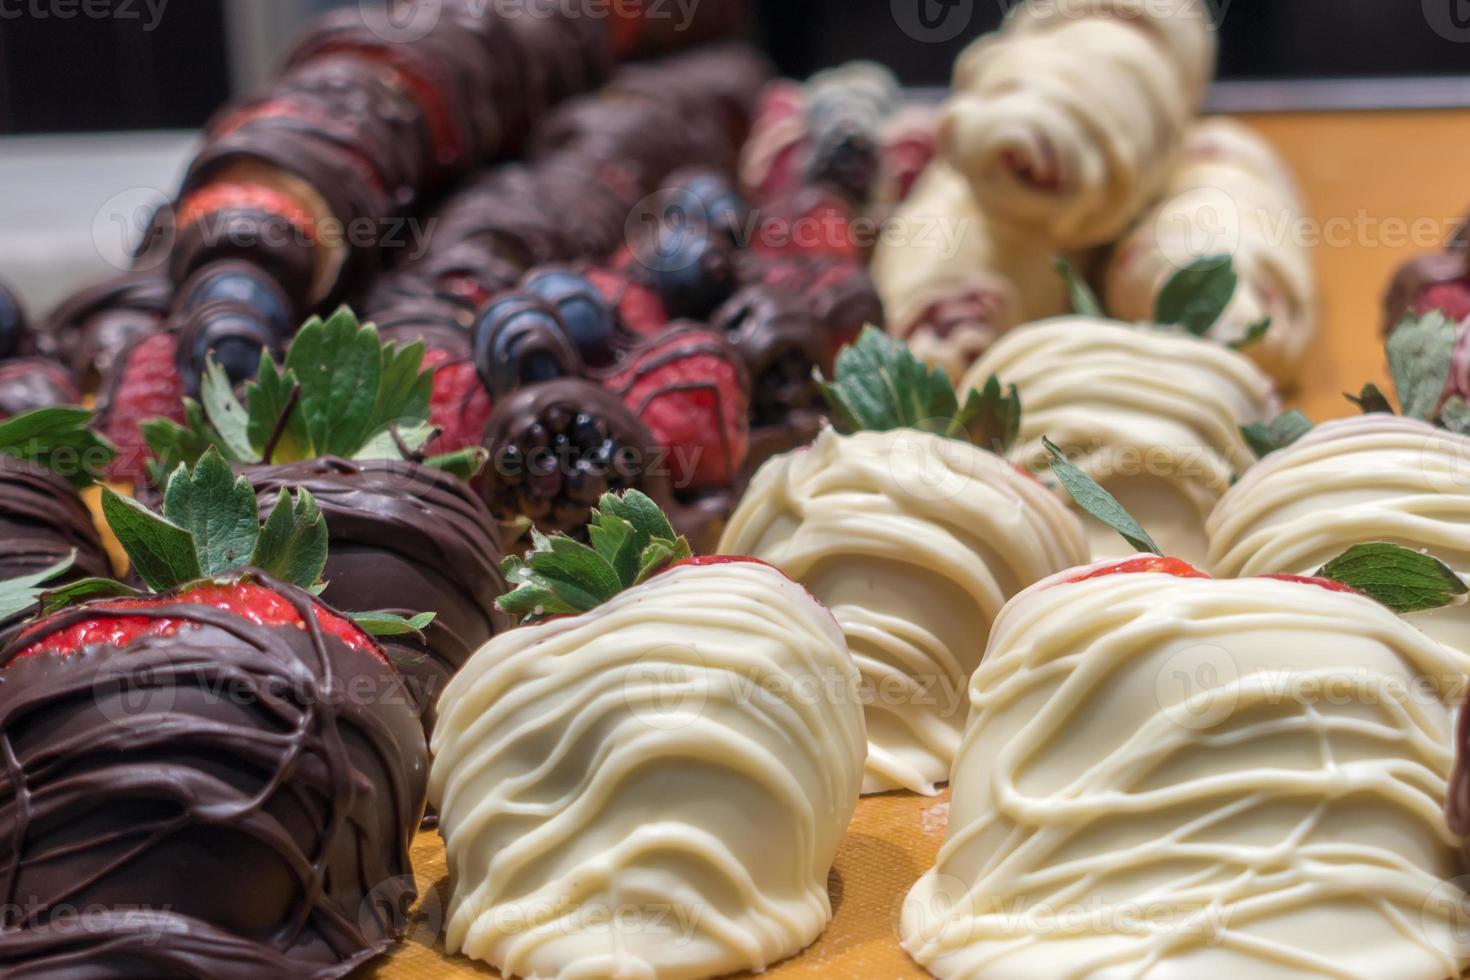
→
(964, 317, 1278, 566)
(903, 564, 1470, 980)
(1106, 118, 1319, 387)
(719, 427, 1089, 796)
(1208, 414, 1470, 664)
(872, 163, 1071, 380)
(942, 0, 1216, 248)
(429, 560, 866, 980)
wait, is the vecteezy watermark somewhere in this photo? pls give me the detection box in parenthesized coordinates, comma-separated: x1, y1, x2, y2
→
(891, 0, 976, 43)
(1423, 0, 1470, 42)
(900, 873, 1233, 947)
(93, 188, 438, 274)
(1421, 875, 1470, 961)
(0, 900, 178, 945)
(362, 0, 705, 43)
(0, 0, 168, 30)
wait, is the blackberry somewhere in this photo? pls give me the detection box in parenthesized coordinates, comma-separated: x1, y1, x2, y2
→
(482, 378, 671, 538)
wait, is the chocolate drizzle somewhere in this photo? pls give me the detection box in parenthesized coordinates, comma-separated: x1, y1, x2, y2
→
(43, 275, 173, 391)
(0, 456, 110, 583)
(0, 574, 428, 978)
(247, 459, 509, 732)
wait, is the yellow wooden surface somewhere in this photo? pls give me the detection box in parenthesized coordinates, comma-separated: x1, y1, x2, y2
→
(368, 109, 1470, 979)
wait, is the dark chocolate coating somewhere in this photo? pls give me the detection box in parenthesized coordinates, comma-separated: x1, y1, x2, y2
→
(1383, 250, 1469, 335)
(0, 278, 30, 360)
(481, 378, 673, 535)
(0, 456, 110, 583)
(0, 358, 82, 419)
(248, 458, 509, 732)
(43, 274, 173, 391)
(0, 576, 427, 978)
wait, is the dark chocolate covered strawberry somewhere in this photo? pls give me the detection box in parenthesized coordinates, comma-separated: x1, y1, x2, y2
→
(0, 450, 428, 978)
(43, 273, 173, 391)
(143, 308, 507, 730)
(0, 406, 114, 584)
(95, 330, 186, 484)
(602, 324, 750, 491)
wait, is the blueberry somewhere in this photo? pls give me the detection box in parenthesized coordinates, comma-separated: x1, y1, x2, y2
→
(0, 279, 28, 361)
(177, 308, 282, 397)
(180, 265, 293, 337)
(521, 269, 615, 367)
(472, 294, 582, 399)
(631, 220, 737, 321)
(665, 172, 748, 241)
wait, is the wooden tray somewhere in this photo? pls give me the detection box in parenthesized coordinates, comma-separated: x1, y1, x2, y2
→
(370, 106, 1461, 977)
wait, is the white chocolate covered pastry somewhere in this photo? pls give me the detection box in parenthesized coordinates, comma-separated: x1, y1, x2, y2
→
(872, 163, 1071, 380)
(903, 561, 1470, 980)
(1106, 118, 1318, 386)
(719, 427, 1089, 795)
(942, 0, 1217, 249)
(963, 317, 1278, 565)
(1209, 414, 1470, 663)
(430, 559, 865, 979)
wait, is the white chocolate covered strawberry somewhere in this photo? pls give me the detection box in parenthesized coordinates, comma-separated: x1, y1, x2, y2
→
(721, 329, 1087, 795)
(430, 492, 865, 980)
(905, 463, 1470, 980)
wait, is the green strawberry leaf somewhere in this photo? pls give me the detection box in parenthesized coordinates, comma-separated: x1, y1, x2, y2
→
(959, 374, 1022, 455)
(497, 490, 692, 619)
(1155, 255, 1238, 337)
(199, 357, 256, 462)
(0, 406, 117, 489)
(347, 609, 437, 642)
(1316, 542, 1468, 614)
(820, 326, 988, 442)
(353, 423, 435, 462)
(1440, 396, 1470, 436)
(1387, 311, 1456, 421)
(1053, 257, 1103, 318)
(161, 448, 261, 578)
(1346, 383, 1396, 416)
(101, 487, 203, 592)
(0, 554, 77, 623)
(253, 487, 328, 589)
(422, 446, 489, 481)
(144, 400, 221, 476)
(587, 511, 640, 586)
(39, 576, 141, 617)
(1043, 437, 1160, 554)
(246, 355, 310, 464)
(1241, 410, 1313, 460)
(1229, 317, 1272, 351)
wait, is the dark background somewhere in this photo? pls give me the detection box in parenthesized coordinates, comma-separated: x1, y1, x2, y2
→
(2, 0, 1468, 134)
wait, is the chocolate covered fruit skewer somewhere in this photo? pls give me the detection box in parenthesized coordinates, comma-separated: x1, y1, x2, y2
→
(0, 451, 429, 977)
(144, 306, 509, 729)
(0, 406, 114, 583)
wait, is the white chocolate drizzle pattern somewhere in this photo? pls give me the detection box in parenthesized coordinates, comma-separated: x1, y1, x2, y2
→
(429, 560, 865, 980)
(903, 566, 1470, 980)
(719, 427, 1088, 796)
(964, 317, 1278, 565)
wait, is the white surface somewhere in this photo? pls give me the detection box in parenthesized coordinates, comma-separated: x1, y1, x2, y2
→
(0, 130, 197, 316)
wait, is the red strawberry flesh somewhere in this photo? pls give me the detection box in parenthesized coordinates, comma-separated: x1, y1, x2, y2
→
(12, 579, 377, 664)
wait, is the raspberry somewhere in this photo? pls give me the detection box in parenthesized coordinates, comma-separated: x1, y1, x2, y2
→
(423, 348, 493, 456)
(585, 266, 670, 340)
(604, 326, 750, 490)
(1414, 278, 1470, 324)
(98, 332, 186, 484)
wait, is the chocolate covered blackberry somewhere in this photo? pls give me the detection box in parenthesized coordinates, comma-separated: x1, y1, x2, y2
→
(482, 378, 672, 538)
